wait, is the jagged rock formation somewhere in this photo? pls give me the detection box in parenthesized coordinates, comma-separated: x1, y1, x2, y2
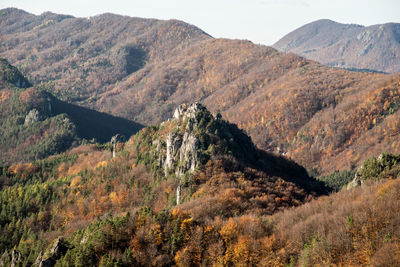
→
(164, 103, 203, 178)
(131, 102, 327, 207)
(33, 237, 68, 267)
(0, 249, 22, 267)
(24, 108, 41, 125)
(150, 102, 256, 181)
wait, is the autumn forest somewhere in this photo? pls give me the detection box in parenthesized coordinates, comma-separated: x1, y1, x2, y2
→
(0, 7, 400, 266)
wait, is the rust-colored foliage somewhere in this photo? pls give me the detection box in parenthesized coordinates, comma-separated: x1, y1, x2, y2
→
(2, 9, 400, 173)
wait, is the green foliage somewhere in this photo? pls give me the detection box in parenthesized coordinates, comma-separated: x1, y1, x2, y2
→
(0, 58, 31, 88)
(0, 71, 77, 163)
(358, 153, 400, 181)
(57, 214, 134, 266)
(318, 170, 355, 191)
(0, 152, 76, 258)
(0, 60, 142, 164)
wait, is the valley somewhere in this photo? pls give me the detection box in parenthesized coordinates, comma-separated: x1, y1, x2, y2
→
(0, 7, 399, 266)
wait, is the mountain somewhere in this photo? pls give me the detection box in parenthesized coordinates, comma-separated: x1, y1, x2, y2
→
(97, 38, 400, 175)
(0, 103, 327, 266)
(2, 8, 400, 175)
(0, 58, 143, 164)
(273, 19, 400, 73)
(0, 7, 210, 102)
(0, 104, 398, 266)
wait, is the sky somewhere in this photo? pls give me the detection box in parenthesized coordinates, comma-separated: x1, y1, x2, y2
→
(1, 0, 399, 45)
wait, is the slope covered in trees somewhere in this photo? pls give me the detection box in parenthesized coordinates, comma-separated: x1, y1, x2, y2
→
(0, 104, 398, 266)
(0, 58, 143, 164)
(100, 38, 400, 175)
(2, 8, 400, 175)
(273, 19, 400, 73)
(0, 8, 210, 102)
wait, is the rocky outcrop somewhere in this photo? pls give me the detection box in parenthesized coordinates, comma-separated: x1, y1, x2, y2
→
(0, 249, 22, 267)
(24, 108, 41, 125)
(135, 102, 262, 204)
(111, 134, 126, 158)
(347, 166, 363, 190)
(162, 103, 205, 178)
(33, 237, 68, 267)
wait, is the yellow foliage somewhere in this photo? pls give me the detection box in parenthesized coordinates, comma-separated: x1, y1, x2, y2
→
(96, 160, 108, 169)
(231, 235, 252, 266)
(220, 218, 238, 244)
(70, 176, 82, 187)
(57, 162, 69, 174)
(109, 191, 118, 205)
(151, 224, 163, 245)
(8, 163, 38, 177)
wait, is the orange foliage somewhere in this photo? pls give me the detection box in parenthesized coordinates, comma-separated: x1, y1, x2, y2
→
(0, 90, 11, 103)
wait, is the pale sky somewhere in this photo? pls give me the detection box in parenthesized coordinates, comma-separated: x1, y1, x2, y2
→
(1, 0, 399, 45)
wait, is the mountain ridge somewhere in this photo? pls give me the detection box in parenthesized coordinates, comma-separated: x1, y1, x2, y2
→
(273, 19, 400, 73)
(2, 9, 400, 175)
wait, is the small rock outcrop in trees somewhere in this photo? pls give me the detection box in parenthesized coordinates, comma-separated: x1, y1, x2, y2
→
(111, 134, 126, 158)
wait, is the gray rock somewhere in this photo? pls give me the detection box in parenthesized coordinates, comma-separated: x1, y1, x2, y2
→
(111, 134, 125, 158)
(0, 249, 22, 267)
(163, 103, 204, 178)
(176, 131, 199, 177)
(24, 109, 41, 125)
(33, 237, 67, 267)
(347, 166, 364, 190)
(173, 102, 202, 121)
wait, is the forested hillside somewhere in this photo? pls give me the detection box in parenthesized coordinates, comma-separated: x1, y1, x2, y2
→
(1, 8, 400, 265)
(0, 104, 398, 266)
(0, 58, 142, 164)
(1, 8, 400, 174)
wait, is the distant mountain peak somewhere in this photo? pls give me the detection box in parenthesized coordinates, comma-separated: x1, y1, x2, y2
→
(0, 7, 30, 15)
(274, 19, 400, 73)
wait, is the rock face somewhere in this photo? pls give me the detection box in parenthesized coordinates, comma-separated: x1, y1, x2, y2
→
(164, 103, 203, 178)
(111, 134, 126, 158)
(33, 237, 68, 267)
(347, 167, 364, 190)
(134, 102, 261, 204)
(152, 102, 257, 181)
(25, 108, 41, 125)
(0, 249, 22, 267)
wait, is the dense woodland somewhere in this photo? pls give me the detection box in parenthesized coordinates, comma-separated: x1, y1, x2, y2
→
(1, 8, 400, 175)
(0, 57, 142, 164)
(0, 7, 400, 266)
(0, 107, 399, 266)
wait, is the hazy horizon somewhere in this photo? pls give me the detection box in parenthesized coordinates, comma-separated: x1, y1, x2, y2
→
(1, 0, 399, 45)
